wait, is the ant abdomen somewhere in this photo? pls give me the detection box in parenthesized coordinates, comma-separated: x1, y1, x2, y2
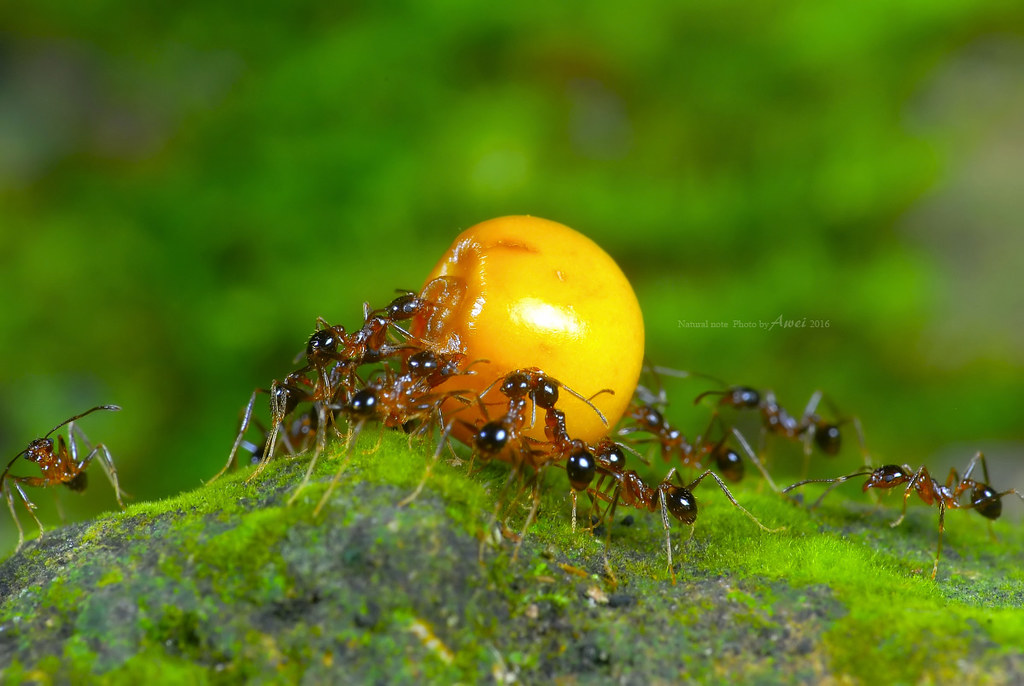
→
(566, 448, 596, 491)
(972, 485, 1003, 520)
(715, 448, 744, 483)
(66, 471, 88, 492)
(664, 485, 697, 524)
(406, 350, 439, 376)
(532, 378, 559, 410)
(474, 421, 509, 456)
(347, 389, 379, 419)
(814, 424, 842, 456)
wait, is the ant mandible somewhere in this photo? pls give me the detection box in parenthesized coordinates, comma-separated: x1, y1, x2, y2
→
(2, 405, 124, 550)
(783, 452, 1024, 579)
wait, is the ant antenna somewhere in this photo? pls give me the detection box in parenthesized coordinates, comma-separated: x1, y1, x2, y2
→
(43, 405, 121, 440)
(783, 469, 876, 509)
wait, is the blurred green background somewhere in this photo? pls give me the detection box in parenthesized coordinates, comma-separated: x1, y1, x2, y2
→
(2, 1, 1023, 550)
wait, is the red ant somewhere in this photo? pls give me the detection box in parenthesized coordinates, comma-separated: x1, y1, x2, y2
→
(782, 452, 1024, 579)
(2, 405, 124, 550)
(220, 278, 469, 485)
(566, 439, 781, 584)
(462, 368, 611, 560)
(694, 385, 867, 474)
(465, 367, 607, 471)
(479, 367, 611, 433)
(619, 385, 778, 491)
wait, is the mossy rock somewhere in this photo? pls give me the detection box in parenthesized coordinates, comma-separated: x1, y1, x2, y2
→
(1, 432, 1023, 683)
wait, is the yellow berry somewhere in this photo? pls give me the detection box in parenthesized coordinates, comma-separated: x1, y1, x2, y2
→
(416, 215, 644, 445)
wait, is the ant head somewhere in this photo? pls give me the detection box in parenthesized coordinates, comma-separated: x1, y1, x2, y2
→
(596, 441, 626, 471)
(715, 447, 744, 483)
(474, 421, 509, 456)
(971, 485, 1002, 520)
(500, 371, 531, 400)
(566, 447, 596, 491)
(407, 350, 439, 377)
(386, 293, 420, 320)
(347, 388, 379, 419)
(728, 386, 761, 408)
(437, 353, 468, 379)
(695, 386, 760, 408)
(864, 465, 911, 492)
(635, 405, 665, 431)
(24, 438, 55, 462)
(664, 485, 698, 524)
(814, 424, 842, 456)
(306, 328, 340, 361)
(65, 471, 88, 493)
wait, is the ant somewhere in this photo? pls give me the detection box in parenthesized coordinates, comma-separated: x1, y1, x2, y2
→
(464, 369, 610, 561)
(566, 439, 781, 584)
(2, 405, 124, 550)
(783, 452, 1024, 579)
(619, 385, 778, 491)
(694, 385, 867, 473)
(480, 367, 611, 433)
(230, 279, 469, 485)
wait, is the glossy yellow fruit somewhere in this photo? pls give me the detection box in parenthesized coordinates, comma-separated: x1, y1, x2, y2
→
(416, 215, 645, 445)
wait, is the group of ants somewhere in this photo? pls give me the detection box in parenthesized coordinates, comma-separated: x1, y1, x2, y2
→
(4, 277, 1022, 582)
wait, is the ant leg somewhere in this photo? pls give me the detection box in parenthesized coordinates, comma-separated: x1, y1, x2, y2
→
(288, 403, 330, 507)
(10, 478, 47, 547)
(891, 468, 926, 528)
(657, 487, 677, 585)
(931, 503, 946, 580)
(247, 382, 290, 484)
(801, 392, 825, 475)
(801, 390, 823, 420)
(212, 390, 259, 483)
(398, 422, 455, 508)
(684, 470, 784, 533)
(597, 484, 623, 583)
(85, 443, 126, 508)
(730, 427, 780, 492)
(798, 391, 824, 472)
(3, 481, 27, 550)
(960, 451, 990, 485)
(570, 489, 581, 533)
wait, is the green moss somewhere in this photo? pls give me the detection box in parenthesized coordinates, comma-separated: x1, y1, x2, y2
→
(1, 430, 1022, 682)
